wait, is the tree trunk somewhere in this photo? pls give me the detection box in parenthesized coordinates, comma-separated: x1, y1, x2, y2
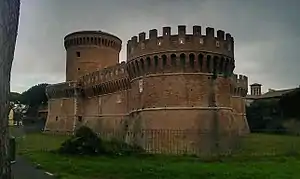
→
(0, 0, 21, 178)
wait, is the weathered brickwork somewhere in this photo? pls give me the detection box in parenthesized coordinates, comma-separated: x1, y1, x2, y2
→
(45, 26, 249, 154)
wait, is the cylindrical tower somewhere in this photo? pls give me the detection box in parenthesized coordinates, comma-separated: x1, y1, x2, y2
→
(64, 31, 122, 81)
(126, 25, 236, 154)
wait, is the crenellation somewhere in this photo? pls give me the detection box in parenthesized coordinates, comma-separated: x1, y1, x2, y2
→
(217, 30, 225, 40)
(46, 81, 80, 99)
(78, 62, 130, 97)
(193, 25, 201, 36)
(131, 36, 138, 44)
(139, 32, 146, 42)
(127, 25, 234, 60)
(149, 29, 158, 39)
(225, 33, 233, 41)
(231, 74, 248, 97)
(178, 25, 186, 35)
(64, 32, 122, 52)
(163, 26, 171, 36)
(205, 27, 215, 37)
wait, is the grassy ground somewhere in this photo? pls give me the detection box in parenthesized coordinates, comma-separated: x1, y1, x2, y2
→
(16, 133, 300, 179)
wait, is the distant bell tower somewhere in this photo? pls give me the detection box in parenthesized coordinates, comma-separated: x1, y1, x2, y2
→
(63, 31, 122, 81)
(250, 83, 262, 96)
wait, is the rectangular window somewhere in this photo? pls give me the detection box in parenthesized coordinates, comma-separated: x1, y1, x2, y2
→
(76, 51, 81, 58)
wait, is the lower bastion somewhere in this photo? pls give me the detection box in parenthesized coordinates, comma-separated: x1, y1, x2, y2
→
(45, 25, 250, 155)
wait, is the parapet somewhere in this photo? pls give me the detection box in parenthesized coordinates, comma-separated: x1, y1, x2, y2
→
(78, 61, 130, 97)
(64, 30, 122, 52)
(231, 74, 248, 97)
(127, 25, 234, 61)
(46, 81, 81, 99)
(79, 61, 128, 86)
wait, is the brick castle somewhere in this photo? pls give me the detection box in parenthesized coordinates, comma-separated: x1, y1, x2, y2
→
(45, 25, 249, 154)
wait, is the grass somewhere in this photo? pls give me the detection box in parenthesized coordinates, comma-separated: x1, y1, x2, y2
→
(16, 132, 300, 179)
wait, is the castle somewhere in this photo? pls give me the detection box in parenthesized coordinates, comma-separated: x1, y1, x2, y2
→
(45, 25, 249, 154)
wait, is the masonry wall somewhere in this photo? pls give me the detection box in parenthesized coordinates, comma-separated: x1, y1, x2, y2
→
(66, 47, 120, 81)
(81, 90, 129, 134)
(45, 98, 76, 133)
(128, 73, 236, 154)
(231, 96, 249, 135)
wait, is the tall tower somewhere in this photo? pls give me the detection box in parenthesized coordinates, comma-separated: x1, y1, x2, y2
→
(250, 83, 262, 96)
(126, 25, 236, 152)
(64, 31, 122, 81)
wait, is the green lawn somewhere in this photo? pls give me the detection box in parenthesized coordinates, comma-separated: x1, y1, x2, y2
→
(16, 133, 300, 179)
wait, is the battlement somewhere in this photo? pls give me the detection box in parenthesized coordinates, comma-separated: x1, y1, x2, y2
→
(46, 81, 81, 99)
(231, 74, 248, 97)
(127, 25, 234, 60)
(79, 61, 128, 86)
(64, 30, 122, 52)
(78, 61, 130, 97)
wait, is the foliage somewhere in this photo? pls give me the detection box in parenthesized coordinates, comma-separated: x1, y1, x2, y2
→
(279, 88, 300, 120)
(246, 88, 300, 133)
(246, 99, 284, 132)
(9, 92, 21, 103)
(58, 126, 105, 155)
(58, 126, 144, 156)
(12, 83, 49, 116)
(20, 83, 49, 107)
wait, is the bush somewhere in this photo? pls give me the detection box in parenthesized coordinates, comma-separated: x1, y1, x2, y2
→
(58, 126, 105, 155)
(58, 126, 145, 156)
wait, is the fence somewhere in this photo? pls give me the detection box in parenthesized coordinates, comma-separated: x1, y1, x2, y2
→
(13, 126, 300, 159)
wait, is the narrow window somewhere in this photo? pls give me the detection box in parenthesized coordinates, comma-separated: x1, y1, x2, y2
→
(162, 55, 167, 67)
(213, 56, 218, 74)
(146, 57, 151, 67)
(154, 56, 159, 68)
(207, 55, 211, 72)
(76, 51, 80, 58)
(189, 54, 195, 68)
(198, 54, 203, 70)
(180, 53, 186, 67)
(171, 54, 176, 66)
(140, 59, 145, 71)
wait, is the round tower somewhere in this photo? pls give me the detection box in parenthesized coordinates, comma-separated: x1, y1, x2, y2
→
(126, 25, 236, 153)
(64, 31, 122, 81)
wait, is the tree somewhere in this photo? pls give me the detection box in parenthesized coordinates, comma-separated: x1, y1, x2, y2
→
(9, 91, 21, 104)
(20, 83, 49, 116)
(20, 83, 49, 106)
(279, 88, 300, 120)
(0, 0, 21, 178)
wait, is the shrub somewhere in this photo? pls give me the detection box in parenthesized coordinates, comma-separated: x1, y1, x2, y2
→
(58, 126, 105, 155)
(58, 126, 145, 156)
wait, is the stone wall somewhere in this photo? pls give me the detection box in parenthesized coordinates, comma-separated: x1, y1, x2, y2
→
(44, 98, 76, 133)
(80, 90, 129, 133)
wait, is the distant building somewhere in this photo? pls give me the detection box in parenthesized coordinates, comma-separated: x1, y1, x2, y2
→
(8, 109, 14, 126)
(37, 103, 48, 120)
(246, 83, 298, 106)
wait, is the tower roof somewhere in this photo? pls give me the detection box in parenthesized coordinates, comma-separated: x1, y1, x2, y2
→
(250, 83, 262, 86)
(64, 30, 121, 42)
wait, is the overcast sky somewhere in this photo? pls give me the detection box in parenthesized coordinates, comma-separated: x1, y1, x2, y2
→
(11, 0, 300, 93)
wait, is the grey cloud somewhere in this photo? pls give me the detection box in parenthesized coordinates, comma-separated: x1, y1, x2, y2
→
(11, 0, 300, 93)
